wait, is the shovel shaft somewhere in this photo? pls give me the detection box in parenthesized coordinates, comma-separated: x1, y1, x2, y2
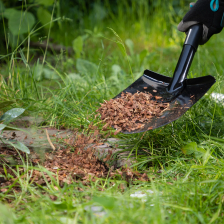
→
(167, 24, 203, 93)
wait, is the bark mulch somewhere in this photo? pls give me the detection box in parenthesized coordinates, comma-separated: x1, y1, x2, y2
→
(97, 91, 169, 133)
(0, 129, 149, 192)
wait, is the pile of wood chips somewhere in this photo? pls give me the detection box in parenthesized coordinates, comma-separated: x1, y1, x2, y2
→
(0, 128, 149, 192)
(97, 91, 169, 133)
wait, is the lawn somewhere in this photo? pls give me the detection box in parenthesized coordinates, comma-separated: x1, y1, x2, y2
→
(1, 0, 224, 223)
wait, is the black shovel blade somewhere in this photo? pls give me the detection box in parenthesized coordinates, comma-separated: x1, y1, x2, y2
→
(114, 69, 216, 134)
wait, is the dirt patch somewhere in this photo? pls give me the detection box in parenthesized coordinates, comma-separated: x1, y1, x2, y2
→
(1, 129, 136, 168)
(2, 128, 74, 150)
(97, 92, 169, 133)
(0, 129, 149, 192)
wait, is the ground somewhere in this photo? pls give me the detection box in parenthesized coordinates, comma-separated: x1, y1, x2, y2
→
(1, 1, 224, 223)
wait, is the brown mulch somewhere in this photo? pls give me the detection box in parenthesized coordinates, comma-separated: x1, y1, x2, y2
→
(0, 129, 149, 191)
(97, 91, 169, 133)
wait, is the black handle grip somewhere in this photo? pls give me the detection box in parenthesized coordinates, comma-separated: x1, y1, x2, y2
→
(167, 24, 203, 93)
(184, 24, 203, 50)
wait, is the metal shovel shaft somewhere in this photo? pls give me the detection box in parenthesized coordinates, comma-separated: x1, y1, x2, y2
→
(167, 24, 203, 94)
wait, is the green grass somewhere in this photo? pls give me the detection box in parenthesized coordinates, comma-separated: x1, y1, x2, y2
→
(1, 0, 224, 223)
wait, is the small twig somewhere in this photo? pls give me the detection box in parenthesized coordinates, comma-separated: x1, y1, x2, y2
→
(45, 129, 55, 151)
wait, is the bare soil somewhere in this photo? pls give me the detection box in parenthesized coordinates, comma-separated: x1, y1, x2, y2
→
(0, 127, 149, 192)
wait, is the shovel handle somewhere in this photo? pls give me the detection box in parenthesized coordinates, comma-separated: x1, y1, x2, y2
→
(167, 24, 203, 94)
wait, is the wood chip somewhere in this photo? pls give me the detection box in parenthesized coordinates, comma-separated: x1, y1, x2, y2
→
(97, 92, 169, 132)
